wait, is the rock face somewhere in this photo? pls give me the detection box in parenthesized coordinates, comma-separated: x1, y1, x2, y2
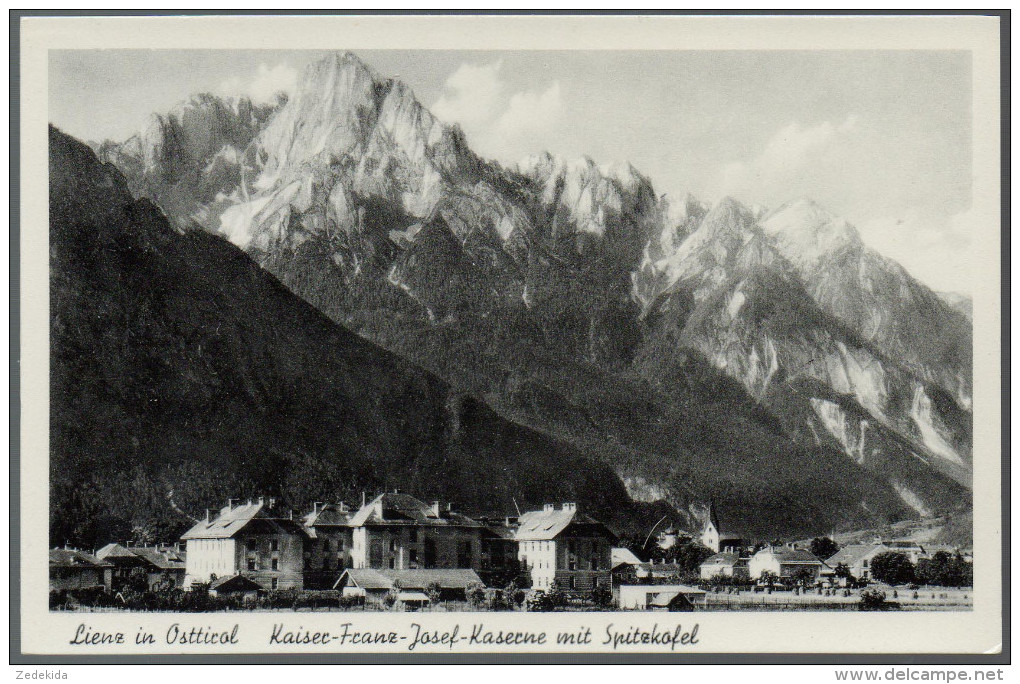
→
(96, 93, 283, 230)
(94, 52, 972, 539)
(49, 125, 658, 549)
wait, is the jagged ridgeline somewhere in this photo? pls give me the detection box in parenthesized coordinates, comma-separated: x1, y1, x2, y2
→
(50, 126, 669, 549)
(78, 52, 971, 545)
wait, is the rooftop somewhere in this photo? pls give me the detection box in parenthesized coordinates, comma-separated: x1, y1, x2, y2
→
(181, 499, 305, 540)
(337, 568, 483, 591)
(50, 548, 112, 569)
(347, 493, 481, 528)
(514, 503, 616, 542)
(826, 544, 888, 567)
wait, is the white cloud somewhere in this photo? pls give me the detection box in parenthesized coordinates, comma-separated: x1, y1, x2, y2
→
(718, 115, 859, 199)
(219, 62, 298, 105)
(496, 82, 564, 137)
(431, 60, 563, 161)
(431, 60, 505, 129)
(858, 207, 974, 294)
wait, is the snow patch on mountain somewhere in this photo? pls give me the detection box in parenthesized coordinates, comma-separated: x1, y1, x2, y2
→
(810, 398, 868, 465)
(910, 385, 965, 466)
(891, 480, 934, 518)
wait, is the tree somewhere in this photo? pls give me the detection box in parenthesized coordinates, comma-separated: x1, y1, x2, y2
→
(792, 567, 816, 587)
(424, 581, 443, 605)
(810, 537, 839, 561)
(916, 551, 972, 588)
(659, 540, 716, 574)
(870, 551, 915, 585)
(759, 570, 779, 588)
(833, 563, 853, 580)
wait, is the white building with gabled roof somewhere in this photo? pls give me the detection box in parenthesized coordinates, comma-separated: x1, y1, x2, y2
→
(514, 503, 616, 595)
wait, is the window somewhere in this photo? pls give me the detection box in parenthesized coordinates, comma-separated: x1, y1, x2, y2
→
(271, 578, 278, 590)
(271, 538, 279, 552)
(389, 538, 397, 552)
(388, 558, 395, 569)
(271, 558, 279, 571)
(458, 540, 473, 568)
(411, 529, 420, 543)
(247, 558, 256, 571)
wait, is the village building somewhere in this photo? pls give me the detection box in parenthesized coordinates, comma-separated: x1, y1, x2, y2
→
(209, 574, 264, 600)
(515, 503, 616, 594)
(181, 498, 306, 591)
(699, 551, 751, 580)
(336, 568, 483, 606)
(347, 492, 483, 571)
(825, 543, 890, 582)
(748, 546, 828, 582)
(700, 502, 745, 553)
(612, 546, 643, 568)
(302, 502, 354, 589)
(617, 584, 707, 610)
(880, 539, 927, 563)
(49, 548, 113, 592)
(95, 543, 187, 590)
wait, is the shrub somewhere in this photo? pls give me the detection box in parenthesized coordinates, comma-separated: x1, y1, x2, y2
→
(858, 589, 899, 611)
(382, 588, 399, 609)
(337, 594, 365, 610)
(466, 582, 487, 608)
(589, 584, 613, 608)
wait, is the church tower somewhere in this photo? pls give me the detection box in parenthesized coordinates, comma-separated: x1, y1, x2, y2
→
(701, 501, 721, 552)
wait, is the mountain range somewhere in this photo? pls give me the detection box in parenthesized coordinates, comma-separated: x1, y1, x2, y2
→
(56, 51, 971, 546)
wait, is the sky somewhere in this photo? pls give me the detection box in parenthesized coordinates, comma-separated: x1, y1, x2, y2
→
(49, 49, 974, 293)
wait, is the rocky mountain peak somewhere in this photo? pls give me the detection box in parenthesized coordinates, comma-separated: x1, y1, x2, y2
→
(762, 197, 863, 270)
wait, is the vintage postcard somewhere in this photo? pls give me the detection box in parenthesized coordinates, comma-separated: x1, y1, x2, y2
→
(13, 12, 1006, 662)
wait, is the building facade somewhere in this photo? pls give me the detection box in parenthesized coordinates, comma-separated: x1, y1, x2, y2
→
(825, 544, 890, 582)
(181, 498, 306, 591)
(348, 493, 483, 572)
(49, 548, 113, 592)
(477, 517, 522, 587)
(700, 502, 744, 553)
(699, 552, 750, 580)
(302, 502, 355, 589)
(748, 546, 827, 582)
(96, 543, 186, 590)
(515, 503, 616, 595)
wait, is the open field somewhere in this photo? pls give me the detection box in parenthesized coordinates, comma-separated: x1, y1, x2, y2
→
(699, 587, 973, 611)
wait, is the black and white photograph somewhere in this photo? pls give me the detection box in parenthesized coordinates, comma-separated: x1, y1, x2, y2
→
(13, 12, 1006, 662)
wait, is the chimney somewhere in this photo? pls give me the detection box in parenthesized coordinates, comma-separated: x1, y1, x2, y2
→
(361, 492, 367, 507)
(313, 502, 322, 514)
(269, 497, 277, 510)
(393, 488, 401, 494)
(431, 501, 441, 516)
(543, 504, 555, 512)
(228, 498, 238, 509)
(563, 502, 577, 512)
(205, 509, 213, 523)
